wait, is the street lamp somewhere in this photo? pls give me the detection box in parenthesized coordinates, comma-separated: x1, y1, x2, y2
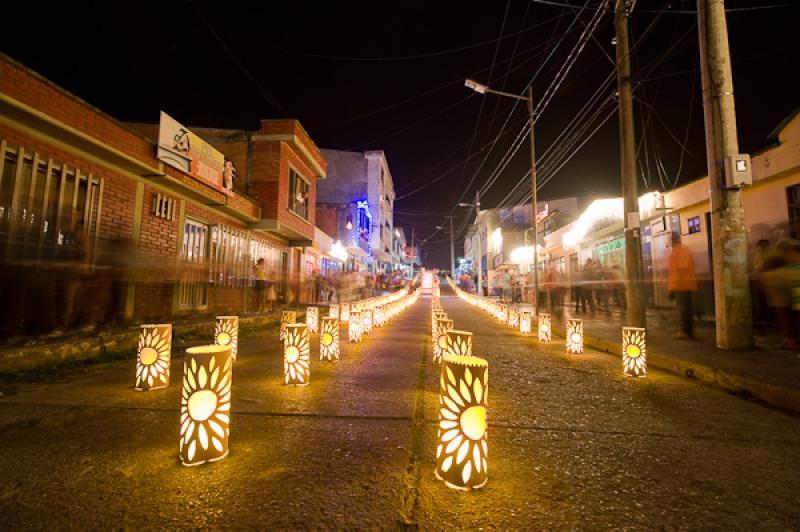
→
(465, 78, 538, 311)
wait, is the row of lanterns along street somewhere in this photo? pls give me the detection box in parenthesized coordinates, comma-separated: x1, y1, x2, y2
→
(430, 288, 489, 491)
(446, 278, 647, 377)
(134, 288, 420, 467)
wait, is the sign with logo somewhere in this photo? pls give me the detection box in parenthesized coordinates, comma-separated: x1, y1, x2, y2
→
(157, 111, 232, 195)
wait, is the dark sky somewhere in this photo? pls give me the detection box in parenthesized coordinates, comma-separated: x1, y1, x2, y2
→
(2, 0, 797, 267)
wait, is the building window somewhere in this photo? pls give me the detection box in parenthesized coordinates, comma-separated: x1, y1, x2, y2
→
(0, 141, 103, 263)
(288, 168, 309, 220)
(179, 218, 209, 309)
(210, 225, 249, 289)
(687, 216, 701, 234)
(787, 184, 800, 239)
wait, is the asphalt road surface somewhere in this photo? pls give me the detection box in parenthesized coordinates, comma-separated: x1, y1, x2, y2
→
(1, 288, 799, 529)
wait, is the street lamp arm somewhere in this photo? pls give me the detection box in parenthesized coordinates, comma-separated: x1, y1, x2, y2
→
(484, 87, 530, 102)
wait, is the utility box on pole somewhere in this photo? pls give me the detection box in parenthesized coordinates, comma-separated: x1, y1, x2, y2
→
(724, 154, 752, 188)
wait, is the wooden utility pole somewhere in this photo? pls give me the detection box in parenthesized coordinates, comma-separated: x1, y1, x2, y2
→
(475, 190, 483, 297)
(526, 86, 540, 312)
(615, 0, 646, 328)
(448, 215, 455, 278)
(697, 0, 752, 348)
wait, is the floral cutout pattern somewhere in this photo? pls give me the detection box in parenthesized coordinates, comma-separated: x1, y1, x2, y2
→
(538, 313, 552, 342)
(284, 324, 310, 385)
(320, 317, 340, 361)
(566, 319, 584, 354)
(214, 316, 239, 360)
(135, 324, 172, 391)
(623, 327, 647, 377)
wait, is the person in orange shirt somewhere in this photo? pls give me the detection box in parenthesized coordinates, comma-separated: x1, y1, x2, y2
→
(668, 233, 699, 339)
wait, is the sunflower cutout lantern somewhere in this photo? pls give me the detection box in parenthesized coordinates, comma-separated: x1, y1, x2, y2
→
(329, 304, 340, 320)
(538, 312, 551, 342)
(566, 319, 584, 354)
(435, 353, 489, 490)
(519, 310, 532, 334)
(622, 327, 647, 377)
(340, 303, 350, 322)
(445, 329, 473, 358)
(508, 306, 519, 328)
(280, 311, 296, 342)
(373, 306, 384, 328)
(362, 309, 374, 335)
(320, 317, 340, 361)
(306, 307, 319, 334)
(431, 309, 446, 339)
(500, 304, 509, 324)
(284, 324, 311, 386)
(349, 312, 362, 343)
(135, 324, 172, 391)
(179, 344, 232, 466)
(214, 316, 239, 360)
(433, 317, 454, 364)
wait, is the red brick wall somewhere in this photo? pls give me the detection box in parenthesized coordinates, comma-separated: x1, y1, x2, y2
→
(316, 207, 337, 237)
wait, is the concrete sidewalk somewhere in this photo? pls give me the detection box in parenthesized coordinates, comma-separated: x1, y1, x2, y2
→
(545, 305, 800, 413)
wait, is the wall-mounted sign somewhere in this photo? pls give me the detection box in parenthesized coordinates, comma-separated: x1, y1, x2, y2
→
(157, 111, 232, 195)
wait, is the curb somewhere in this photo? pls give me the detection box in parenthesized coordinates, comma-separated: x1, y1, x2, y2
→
(553, 325, 800, 414)
(0, 312, 290, 375)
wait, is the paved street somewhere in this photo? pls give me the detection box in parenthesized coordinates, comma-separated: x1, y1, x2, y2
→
(2, 288, 800, 529)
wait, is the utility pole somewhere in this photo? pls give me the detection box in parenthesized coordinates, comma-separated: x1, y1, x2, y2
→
(475, 190, 482, 297)
(615, 0, 646, 328)
(526, 86, 539, 312)
(448, 215, 455, 279)
(697, 0, 752, 348)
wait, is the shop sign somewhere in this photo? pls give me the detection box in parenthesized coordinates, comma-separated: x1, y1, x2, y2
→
(598, 237, 625, 255)
(157, 111, 232, 195)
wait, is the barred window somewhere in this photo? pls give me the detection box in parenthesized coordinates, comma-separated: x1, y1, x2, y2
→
(0, 140, 103, 264)
(210, 224, 249, 288)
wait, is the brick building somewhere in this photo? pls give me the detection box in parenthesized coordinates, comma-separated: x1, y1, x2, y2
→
(0, 53, 327, 337)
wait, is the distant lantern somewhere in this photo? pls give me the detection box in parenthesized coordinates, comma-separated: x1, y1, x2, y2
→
(362, 309, 374, 335)
(538, 313, 551, 342)
(519, 310, 532, 335)
(320, 317, 340, 362)
(179, 344, 232, 466)
(284, 324, 310, 385)
(349, 312, 362, 343)
(433, 317, 454, 364)
(306, 307, 319, 334)
(215, 316, 239, 360)
(329, 304, 340, 320)
(340, 303, 350, 322)
(435, 353, 489, 490)
(280, 311, 296, 342)
(566, 319, 584, 354)
(445, 329, 473, 358)
(135, 323, 172, 391)
(500, 304, 509, 324)
(432, 309, 446, 339)
(622, 327, 647, 377)
(374, 306, 384, 328)
(508, 306, 519, 328)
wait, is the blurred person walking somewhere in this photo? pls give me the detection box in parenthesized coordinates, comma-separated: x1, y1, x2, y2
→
(668, 234, 698, 339)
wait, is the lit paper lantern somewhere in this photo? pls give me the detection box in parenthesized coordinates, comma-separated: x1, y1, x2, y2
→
(538, 313, 551, 342)
(566, 319, 583, 354)
(320, 317, 340, 362)
(284, 324, 310, 385)
(362, 309, 374, 335)
(349, 312, 362, 343)
(280, 311, 296, 342)
(374, 306, 384, 328)
(508, 307, 519, 328)
(519, 311, 532, 334)
(179, 344, 232, 466)
(432, 309, 446, 339)
(340, 303, 350, 322)
(306, 307, 319, 334)
(329, 304, 340, 320)
(435, 354, 488, 490)
(433, 317, 454, 364)
(135, 323, 172, 391)
(500, 304, 509, 323)
(622, 327, 647, 377)
(215, 316, 239, 360)
(445, 329, 473, 357)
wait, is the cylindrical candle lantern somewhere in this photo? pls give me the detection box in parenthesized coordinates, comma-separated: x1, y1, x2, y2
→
(432, 309, 446, 339)
(284, 323, 310, 385)
(280, 311, 296, 342)
(215, 316, 239, 360)
(348, 311, 362, 343)
(329, 304, 340, 320)
(435, 353, 488, 490)
(179, 344, 232, 466)
(445, 329, 473, 358)
(374, 306, 384, 328)
(306, 306, 319, 334)
(340, 303, 350, 322)
(433, 317, 454, 364)
(622, 327, 647, 377)
(135, 323, 172, 391)
(519, 310, 532, 334)
(508, 307, 519, 328)
(566, 319, 584, 354)
(538, 312, 551, 342)
(320, 317, 340, 361)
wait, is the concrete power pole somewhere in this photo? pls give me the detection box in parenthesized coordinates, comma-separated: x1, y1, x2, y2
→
(697, 0, 753, 348)
(475, 190, 483, 297)
(615, 0, 646, 328)
(527, 86, 539, 312)
(449, 215, 455, 279)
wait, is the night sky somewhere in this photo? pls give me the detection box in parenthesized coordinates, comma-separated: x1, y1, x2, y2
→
(1, 0, 797, 267)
